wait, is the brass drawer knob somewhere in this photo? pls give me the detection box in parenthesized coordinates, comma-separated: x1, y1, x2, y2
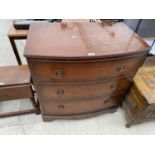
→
(57, 89, 64, 95)
(117, 65, 125, 72)
(55, 69, 64, 77)
(104, 99, 110, 104)
(58, 104, 65, 110)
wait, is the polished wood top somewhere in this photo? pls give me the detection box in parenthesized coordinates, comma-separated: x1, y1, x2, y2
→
(0, 65, 30, 86)
(24, 22, 150, 59)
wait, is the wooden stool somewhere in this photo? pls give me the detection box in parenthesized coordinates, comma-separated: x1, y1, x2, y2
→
(0, 65, 40, 118)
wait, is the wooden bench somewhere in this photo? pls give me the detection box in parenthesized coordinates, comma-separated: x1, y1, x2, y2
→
(0, 65, 40, 118)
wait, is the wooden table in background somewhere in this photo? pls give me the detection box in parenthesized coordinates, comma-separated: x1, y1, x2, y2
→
(7, 21, 90, 65)
(7, 26, 28, 65)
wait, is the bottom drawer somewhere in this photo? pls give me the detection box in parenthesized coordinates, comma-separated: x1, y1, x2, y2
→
(42, 93, 124, 115)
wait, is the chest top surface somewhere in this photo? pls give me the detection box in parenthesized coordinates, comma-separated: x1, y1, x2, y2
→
(24, 22, 150, 59)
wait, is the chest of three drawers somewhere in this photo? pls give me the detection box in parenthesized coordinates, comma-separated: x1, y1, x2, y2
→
(27, 54, 146, 121)
(24, 22, 150, 121)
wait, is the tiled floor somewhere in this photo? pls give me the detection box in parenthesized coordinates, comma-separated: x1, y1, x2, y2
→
(0, 19, 155, 134)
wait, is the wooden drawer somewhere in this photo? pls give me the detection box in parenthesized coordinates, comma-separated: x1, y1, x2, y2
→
(0, 84, 33, 101)
(42, 93, 124, 115)
(37, 77, 131, 101)
(28, 55, 145, 82)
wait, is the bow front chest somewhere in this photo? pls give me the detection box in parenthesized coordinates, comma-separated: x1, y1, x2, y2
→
(24, 22, 150, 121)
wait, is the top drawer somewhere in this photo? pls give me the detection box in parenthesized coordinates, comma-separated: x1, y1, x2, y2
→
(28, 55, 145, 82)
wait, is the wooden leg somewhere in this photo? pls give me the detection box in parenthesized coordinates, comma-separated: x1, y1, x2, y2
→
(30, 97, 40, 115)
(8, 37, 22, 65)
(135, 19, 142, 33)
(125, 123, 131, 128)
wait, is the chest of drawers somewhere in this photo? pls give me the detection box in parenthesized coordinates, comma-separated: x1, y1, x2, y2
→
(24, 22, 150, 121)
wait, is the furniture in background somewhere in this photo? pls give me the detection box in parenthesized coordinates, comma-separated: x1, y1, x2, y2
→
(0, 25, 40, 118)
(124, 61, 155, 127)
(0, 65, 40, 118)
(124, 19, 155, 38)
(24, 22, 150, 121)
(8, 26, 28, 65)
(13, 19, 62, 29)
(7, 20, 89, 65)
(125, 19, 155, 56)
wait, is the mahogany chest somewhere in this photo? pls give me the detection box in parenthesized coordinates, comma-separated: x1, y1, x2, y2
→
(24, 22, 150, 121)
(124, 66, 155, 127)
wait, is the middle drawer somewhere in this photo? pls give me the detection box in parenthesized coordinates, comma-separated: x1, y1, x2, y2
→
(37, 77, 131, 101)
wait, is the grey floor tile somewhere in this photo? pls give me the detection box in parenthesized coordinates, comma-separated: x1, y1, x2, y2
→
(0, 125, 25, 135)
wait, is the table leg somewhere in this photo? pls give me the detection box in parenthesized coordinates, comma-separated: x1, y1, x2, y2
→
(135, 19, 142, 33)
(151, 40, 155, 47)
(8, 37, 22, 65)
(30, 97, 40, 115)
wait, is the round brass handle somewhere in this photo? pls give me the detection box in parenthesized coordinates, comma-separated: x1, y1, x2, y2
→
(58, 104, 65, 110)
(104, 99, 110, 104)
(55, 69, 64, 77)
(117, 65, 125, 72)
(57, 89, 64, 95)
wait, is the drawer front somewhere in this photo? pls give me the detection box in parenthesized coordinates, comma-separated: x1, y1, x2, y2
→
(0, 85, 33, 101)
(37, 77, 131, 101)
(42, 94, 124, 115)
(28, 55, 145, 82)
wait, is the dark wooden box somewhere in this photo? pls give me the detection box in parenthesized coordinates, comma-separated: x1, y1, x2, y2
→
(123, 66, 155, 127)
